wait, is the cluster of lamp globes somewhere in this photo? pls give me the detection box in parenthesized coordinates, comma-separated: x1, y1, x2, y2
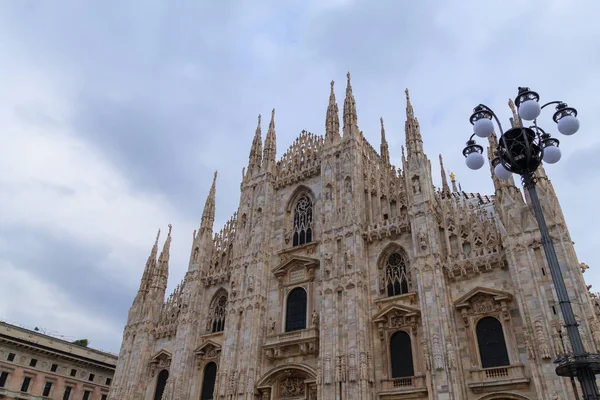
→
(464, 97, 580, 181)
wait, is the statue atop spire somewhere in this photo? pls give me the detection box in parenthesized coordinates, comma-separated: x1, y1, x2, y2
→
(450, 172, 458, 193)
(325, 80, 340, 143)
(343, 72, 358, 138)
(439, 154, 451, 197)
(380, 117, 390, 164)
(404, 88, 423, 158)
(263, 109, 277, 173)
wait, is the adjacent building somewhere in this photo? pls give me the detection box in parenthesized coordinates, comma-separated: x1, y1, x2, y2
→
(109, 74, 600, 399)
(0, 322, 117, 400)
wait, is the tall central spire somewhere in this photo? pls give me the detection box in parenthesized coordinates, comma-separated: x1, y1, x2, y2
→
(380, 117, 390, 164)
(325, 80, 341, 143)
(343, 72, 358, 138)
(404, 88, 423, 158)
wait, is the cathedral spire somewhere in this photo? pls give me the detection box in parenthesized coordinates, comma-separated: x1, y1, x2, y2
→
(262, 109, 277, 173)
(343, 72, 358, 138)
(380, 117, 390, 164)
(156, 224, 172, 289)
(200, 171, 217, 233)
(404, 88, 424, 158)
(139, 229, 160, 292)
(325, 80, 341, 143)
(439, 154, 451, 197)
(247, 115, 263, 177)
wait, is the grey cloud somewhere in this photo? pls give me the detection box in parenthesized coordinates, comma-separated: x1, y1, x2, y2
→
(0, 226, 132, 327)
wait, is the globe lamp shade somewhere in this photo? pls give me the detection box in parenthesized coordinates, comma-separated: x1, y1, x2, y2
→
(543, 146, 562, 164)
(466, 152, 485, 170)
(557, 115, 580, 135)
(494, 163, 512, 180)
(473, 118, 494, 138)
(518, 100, 542, 121)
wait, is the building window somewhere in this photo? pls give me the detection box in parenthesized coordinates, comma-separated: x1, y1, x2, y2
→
(7, 353, 15, 362)
(83, 390, 91, 400)
(390, 331, 414, 378)
(88, 373, 95, 381)
(207, 292, 228, 333)
(384, 253, 409, 297)
(106, 377, 112, 385)
(20, 376, 31, 392)
(51, 364, 58, 372)
(293, 195, 313, 247)
(476, 316, 510, 368)
(63, 386, 72, 400)
(43, 381, 53, 396)
(285, 287, 307, 332)
(70, 369, 77, 377)
(153, 369, 169, 400)
(201, 362, 217, 400)
(29, 358, 37, 367)
(0, 371, 8, 388)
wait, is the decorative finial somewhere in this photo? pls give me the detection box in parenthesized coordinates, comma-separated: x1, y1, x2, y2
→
(271, 108, 275, 119)
(405, 88, 410, 100)
(450, 172, 456, 181)
(380, 117, 384, 129)
(155, 229, 161, 246)
(347, 72, 351, 82)
(257, 114, 262, 126)
(213, 170, 218, 182)
(168, 224, 172, 236)
(330, 80, 334, 89)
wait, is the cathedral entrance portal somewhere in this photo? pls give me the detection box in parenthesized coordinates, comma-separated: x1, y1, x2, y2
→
(256, 364, 317, 400)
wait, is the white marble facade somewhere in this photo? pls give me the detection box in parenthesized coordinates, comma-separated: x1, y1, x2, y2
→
(109, 76, 600, 400)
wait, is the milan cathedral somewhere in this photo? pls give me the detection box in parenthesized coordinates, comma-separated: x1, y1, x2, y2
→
(109, 74, 599, 400)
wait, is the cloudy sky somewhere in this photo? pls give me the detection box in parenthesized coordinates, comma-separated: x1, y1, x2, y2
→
(1, 0, 599, 354)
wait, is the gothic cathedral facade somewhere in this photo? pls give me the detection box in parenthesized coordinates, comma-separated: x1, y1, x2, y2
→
(108, 75, 600, 400)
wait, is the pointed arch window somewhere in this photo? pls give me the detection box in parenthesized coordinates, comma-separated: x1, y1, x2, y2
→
(153, 369, 169, 400)
(200, 362, 217, 400)
(293, 195, 313, 247)
(207, 293, 228, 333)
(285, 287, 307, 332)
(385, 253, 409, 297)
(390, 331, 414, 378)
(476, 316, 510, 368)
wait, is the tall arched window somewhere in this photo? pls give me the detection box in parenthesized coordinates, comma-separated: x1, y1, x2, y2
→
(390, 331, 414, 378)
(476, 317, 510, 368)
(153, 369, 169, 400)
(285, 287, 307, 332)
(200, 362, 217, 400)
(293, 195, 313, 247)
(206, 292, 228, 333)
(385, 253, 409, 297)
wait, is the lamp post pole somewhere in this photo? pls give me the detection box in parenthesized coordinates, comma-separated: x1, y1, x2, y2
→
(462, 87, 600, 399)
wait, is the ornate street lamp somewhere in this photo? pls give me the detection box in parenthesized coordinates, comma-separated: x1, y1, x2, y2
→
(462, 87, 600, 399)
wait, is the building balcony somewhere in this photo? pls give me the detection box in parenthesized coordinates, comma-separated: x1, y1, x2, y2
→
(378, 374, 427, 399)
(467, 364, 530, 393)
(263, 327, 319, 360)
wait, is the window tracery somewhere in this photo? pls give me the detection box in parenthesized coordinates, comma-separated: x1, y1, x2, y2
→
(293, 195, 313, 247)
(206, 292, 228, 333)
(384, 253, 410, 297)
